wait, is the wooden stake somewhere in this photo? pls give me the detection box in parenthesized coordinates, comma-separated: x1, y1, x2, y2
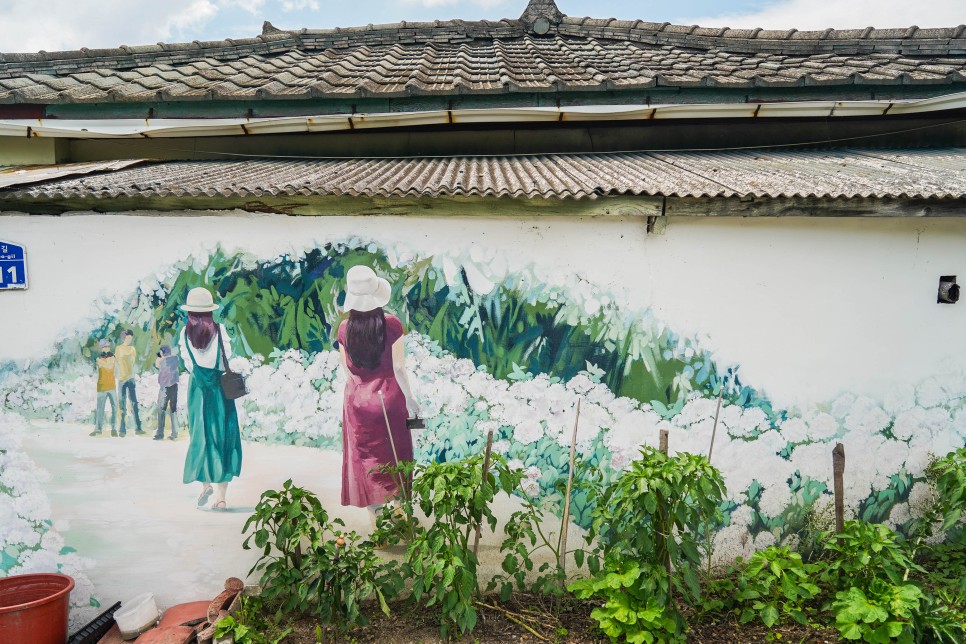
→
(832, 443, 846, 537)
(708, 388, 724, 461)
(472, 429, 495, 557)
(658, 429, 671, 581)
(558, 399, 582, 577)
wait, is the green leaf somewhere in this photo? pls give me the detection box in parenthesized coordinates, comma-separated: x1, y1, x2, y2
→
(839, 623, 864, 640)
(760, 604, 779, 628)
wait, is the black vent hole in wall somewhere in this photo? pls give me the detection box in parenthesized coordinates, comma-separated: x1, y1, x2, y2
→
(938, 276, 960, 304)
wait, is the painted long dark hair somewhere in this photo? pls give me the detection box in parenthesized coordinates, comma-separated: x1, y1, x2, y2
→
(186, 311, 217, 349)
(346, 308, 386, 370)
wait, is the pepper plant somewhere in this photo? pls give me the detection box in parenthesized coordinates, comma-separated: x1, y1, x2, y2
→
(378, 453, 517, 639)
(570, 446, 727, 642)
(242, 479, 400, 636)
(242, 479, 329, 613)
(818, 521, 920, 594)
(734, 545, 820, 633)
(489, 461, 596, 600)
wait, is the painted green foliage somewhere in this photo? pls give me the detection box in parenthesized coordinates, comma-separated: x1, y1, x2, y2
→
(106, 243, 759, 411)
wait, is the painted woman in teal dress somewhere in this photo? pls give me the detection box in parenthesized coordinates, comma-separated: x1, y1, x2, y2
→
(178, 287, 242, 511)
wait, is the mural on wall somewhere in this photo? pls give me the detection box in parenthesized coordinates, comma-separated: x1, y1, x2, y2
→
(1, 236, 965, 628)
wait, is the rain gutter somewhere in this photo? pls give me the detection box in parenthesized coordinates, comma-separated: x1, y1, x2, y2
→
(1, 92, 965, 140)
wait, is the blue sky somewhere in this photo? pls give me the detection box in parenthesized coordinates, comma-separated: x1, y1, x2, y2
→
(1, 0, 962, 53)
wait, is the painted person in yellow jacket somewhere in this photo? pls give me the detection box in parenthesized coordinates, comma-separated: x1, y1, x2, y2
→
(115, 330, 144, 436)
(91, 339, 118, 437)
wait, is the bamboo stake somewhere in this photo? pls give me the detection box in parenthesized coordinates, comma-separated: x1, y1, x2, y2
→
(558, 399, 582, 577)
(704, 387, 725, 577)
(476, 602, 551, 642)
(658, 429, 671, 582)
(472, 429, 495, 557)
(708, 387, 724, 461)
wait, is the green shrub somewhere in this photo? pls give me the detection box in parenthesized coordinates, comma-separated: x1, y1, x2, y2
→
(379, 454, 517, 639)
(919, 448, 966, 540)
(735, 545, 820, 632)
(570, 446, 726, 642)
(242, 479, 329, 613)
(910, 589, 966, 643)
(832, 581, 922, 643)
(570, 560, 681, 644)
(242, 480, 400, 633)
(212, 596, 292, 644)
(820, 521, 920, 593)
(489, 461, 595, 600)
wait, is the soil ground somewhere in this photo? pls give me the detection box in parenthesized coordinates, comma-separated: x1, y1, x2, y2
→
(252, 595, 840, 643)
(248, 593, 840, 644)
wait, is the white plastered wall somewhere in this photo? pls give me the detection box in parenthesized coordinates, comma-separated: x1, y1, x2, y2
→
(0, 211, 964, 407)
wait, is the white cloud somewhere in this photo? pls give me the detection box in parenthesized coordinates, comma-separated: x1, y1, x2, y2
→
(0, 0, 290, 53)
(401, 0, 508, 8)
(280, 0, 320, 9)
(686, 0, 965, 30)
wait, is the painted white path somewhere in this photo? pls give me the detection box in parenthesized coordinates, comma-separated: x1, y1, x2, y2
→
(22, 420, 571, 612)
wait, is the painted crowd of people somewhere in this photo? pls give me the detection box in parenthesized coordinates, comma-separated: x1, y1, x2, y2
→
(91, 331, 177, 440)
(90, 269, 419, 524)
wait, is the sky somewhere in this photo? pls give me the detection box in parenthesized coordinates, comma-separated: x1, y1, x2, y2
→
(0, 0, 963, 53)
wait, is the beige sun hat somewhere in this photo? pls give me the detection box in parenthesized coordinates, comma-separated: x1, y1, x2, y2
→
(179, 287, 220, 313)
(343, 265, 391, 313)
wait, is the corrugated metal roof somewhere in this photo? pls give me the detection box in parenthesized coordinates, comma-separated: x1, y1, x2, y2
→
(1, 0, 965, 104)
(1, 148, 965, 202)
(0, 160, 145, 189)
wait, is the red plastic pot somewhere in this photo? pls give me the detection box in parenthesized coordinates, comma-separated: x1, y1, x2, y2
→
(0, 573, 75, 644)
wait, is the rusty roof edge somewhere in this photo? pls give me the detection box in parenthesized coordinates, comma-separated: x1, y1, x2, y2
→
(0, 159, 151, 189)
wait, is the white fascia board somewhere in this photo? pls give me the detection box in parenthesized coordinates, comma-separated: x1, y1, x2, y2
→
(1, 92, 964, 139)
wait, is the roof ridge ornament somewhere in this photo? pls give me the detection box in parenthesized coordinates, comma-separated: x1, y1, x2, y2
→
(262, 21, 283, 35)
(520, 0, 564, 35)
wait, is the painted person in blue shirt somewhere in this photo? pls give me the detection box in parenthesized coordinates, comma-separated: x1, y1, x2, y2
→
(153, 344, 180, 441)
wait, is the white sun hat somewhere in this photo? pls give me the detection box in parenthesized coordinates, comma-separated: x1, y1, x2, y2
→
(343, 265, 391, 313)
(179, 287, 220, 313)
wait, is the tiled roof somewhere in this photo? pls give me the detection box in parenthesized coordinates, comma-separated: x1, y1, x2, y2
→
(1, 0, 965, 104)
(2, 148, 965, 201)
(0, 159, 144, 189)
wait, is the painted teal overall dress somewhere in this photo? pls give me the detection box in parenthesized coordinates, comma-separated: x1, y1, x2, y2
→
(182, 335, 242, 484)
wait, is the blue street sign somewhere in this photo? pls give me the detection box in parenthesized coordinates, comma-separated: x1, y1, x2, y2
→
(0, 240, 27, 290)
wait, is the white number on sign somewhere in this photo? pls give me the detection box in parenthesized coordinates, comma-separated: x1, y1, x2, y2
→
(1, 266, 16, 283)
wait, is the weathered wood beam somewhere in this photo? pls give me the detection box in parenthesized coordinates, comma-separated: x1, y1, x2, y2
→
(0, 194, 664, 217)
(2, 193, 964, 218)
(665, 196, 966, 218)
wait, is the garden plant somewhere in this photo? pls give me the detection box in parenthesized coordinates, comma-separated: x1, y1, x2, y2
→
(241, 480, 401, 639)
(227, 444, 966, 643)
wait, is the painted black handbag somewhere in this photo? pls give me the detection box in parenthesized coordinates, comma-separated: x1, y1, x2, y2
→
(217, 329, 248, 400)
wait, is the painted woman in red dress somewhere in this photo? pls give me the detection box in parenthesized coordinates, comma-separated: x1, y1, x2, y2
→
(337, 265, 420, 528)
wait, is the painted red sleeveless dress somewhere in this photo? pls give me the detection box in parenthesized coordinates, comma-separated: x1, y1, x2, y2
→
(338, 314, 414, 507)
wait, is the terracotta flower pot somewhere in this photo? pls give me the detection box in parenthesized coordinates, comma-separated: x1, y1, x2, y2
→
(0, 573, 75, 644)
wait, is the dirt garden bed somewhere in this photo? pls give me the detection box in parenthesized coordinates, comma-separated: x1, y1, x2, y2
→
(248, 594, 840, 643)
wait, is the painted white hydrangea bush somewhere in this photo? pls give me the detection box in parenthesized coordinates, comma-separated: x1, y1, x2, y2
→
(3, 333, 966, 563)
(0, 411, 99, 631)
(204, 335, 966, 548)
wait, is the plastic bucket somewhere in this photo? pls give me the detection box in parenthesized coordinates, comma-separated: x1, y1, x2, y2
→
(0, 573, 74, 644)
(114, 593, 160, 640)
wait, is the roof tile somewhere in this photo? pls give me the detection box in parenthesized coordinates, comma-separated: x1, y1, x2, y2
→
(3, 148, 965, 202)
(0, 12, 964, 104)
